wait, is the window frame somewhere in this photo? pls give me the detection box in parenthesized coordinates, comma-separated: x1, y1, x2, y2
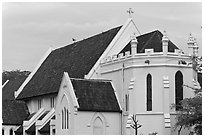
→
(2, 128, 4, 135)
(175, 71, 183, 111)
(37, 99, 42, 110)
(10, 128, 13, 135)
(146, 74, 152, 111)
(51, 97, 55, 108)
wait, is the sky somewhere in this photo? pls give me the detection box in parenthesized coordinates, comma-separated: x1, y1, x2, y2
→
(2, 2, 202, 71)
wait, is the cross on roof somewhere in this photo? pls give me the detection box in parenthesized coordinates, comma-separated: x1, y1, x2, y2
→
(127, 8, 134, 18)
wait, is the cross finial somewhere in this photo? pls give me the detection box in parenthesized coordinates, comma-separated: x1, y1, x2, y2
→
(127, 8, 134, 18)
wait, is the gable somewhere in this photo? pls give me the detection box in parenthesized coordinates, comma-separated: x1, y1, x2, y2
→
(16, 26, 121, 100)
(86, 18, 141, 79)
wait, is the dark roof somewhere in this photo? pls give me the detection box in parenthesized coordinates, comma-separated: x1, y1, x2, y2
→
(39, 121, 50, 134)
(2, 100, 30, 125)
(25, 123, 35, 135)
(71, 78, 121, 112)
(2, 76, 27, 100)
(17, 26, 122, 100)
(120, 30, 178, 54)
(15, 113, 55, 135)
(25, 112, 36, 121)
(16, 28, 180, 100)
(38, 111, 49, 120)
(2, 76, 30, 126)
(39, 115, 55, 134)
(15, 125, 23, 135)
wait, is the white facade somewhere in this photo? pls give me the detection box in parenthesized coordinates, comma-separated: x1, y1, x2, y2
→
(55, 72, 121, 135)
(12, 18, 200, 135)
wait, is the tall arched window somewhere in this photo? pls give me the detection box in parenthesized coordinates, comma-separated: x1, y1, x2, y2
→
(125, 94, 129, 111)
(2, 129, 4, 135)
(175, 71, 183, 111)
(64, 107, 66, 129)
(61, 107, 69, 129)
(66, 109, 69, 129)
(147, 74, 152, 111)
(10, 128, 13, 135)
(62, 110, 64, 129)
(93, 117, 103, 135)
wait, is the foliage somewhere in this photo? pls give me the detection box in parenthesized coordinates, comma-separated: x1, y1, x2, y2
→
(192, 56, 202, 73)
(2, 69, 30, 84)
(174, 88, 202, 135)
(174, 55, 202, 135)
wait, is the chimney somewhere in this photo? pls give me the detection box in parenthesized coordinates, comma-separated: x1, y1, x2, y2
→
(130, 34, 138, 56)
(162, 31, 169, 55)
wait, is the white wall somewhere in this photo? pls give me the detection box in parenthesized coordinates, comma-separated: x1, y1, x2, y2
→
(74, 111, 121, 135)
(2, 125, 19, 135)
(55, 73, 122, 135)
(99, 52, 195, 135)
(26, 94, 57, 114)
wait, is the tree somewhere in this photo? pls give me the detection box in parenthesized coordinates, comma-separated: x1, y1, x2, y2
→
(174, 55, 202, 135)
(174, 88, 202, 135)
(2, 69, 30, 84)
(130, 114, 142, 135)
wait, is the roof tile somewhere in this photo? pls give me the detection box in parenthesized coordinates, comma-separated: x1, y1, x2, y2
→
(17, 26, 122, 99)
(71, 78, 121, 112)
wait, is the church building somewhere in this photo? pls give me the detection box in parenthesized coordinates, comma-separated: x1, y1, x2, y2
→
(2, 16, 200, 135)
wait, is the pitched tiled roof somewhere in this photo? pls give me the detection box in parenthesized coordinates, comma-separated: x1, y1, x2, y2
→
(16, 28, 180, 100)
(120, 30, 178, 54)
(2, 100, 30, 125)
(15, 125, 23, 135)
(71, 78, 121, 112)
(2, 76, 27, 100)
(17, 26, 122, 100)
(38, 121, 50, 134)
(2, 76, 30, 125)
(25, 123, 35, 135)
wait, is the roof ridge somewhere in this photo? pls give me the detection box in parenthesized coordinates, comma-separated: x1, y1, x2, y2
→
(54, 25, 123, 51)
(137, 29, 160, 38)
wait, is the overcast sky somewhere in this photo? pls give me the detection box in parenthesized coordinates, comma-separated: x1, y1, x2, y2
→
(2, 2, 202, 71)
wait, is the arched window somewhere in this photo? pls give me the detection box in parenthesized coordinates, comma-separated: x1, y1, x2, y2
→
(2, 129, 4, 135)
(147, 74, 152, 111)
(64, 107, 66, 129)
(125, 94, 129, 111)
(37, 99, 42, 110)
(175, 71, 183, 111)
(62, 110, 64, 129)
(10, 128, 13, 135)
(66, 109, 69, 129)
(61, 107, 69, 129)
(93, 117, 103, 135)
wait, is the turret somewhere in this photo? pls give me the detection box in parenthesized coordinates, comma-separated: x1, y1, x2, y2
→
(187, 33, 198, 57)
(193, 40, 199, 57)
(130, 34, 138, 56)
(162, 31, 169, 55)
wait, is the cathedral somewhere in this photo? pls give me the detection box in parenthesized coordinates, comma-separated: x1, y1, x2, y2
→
(2, 17, 201, 135)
